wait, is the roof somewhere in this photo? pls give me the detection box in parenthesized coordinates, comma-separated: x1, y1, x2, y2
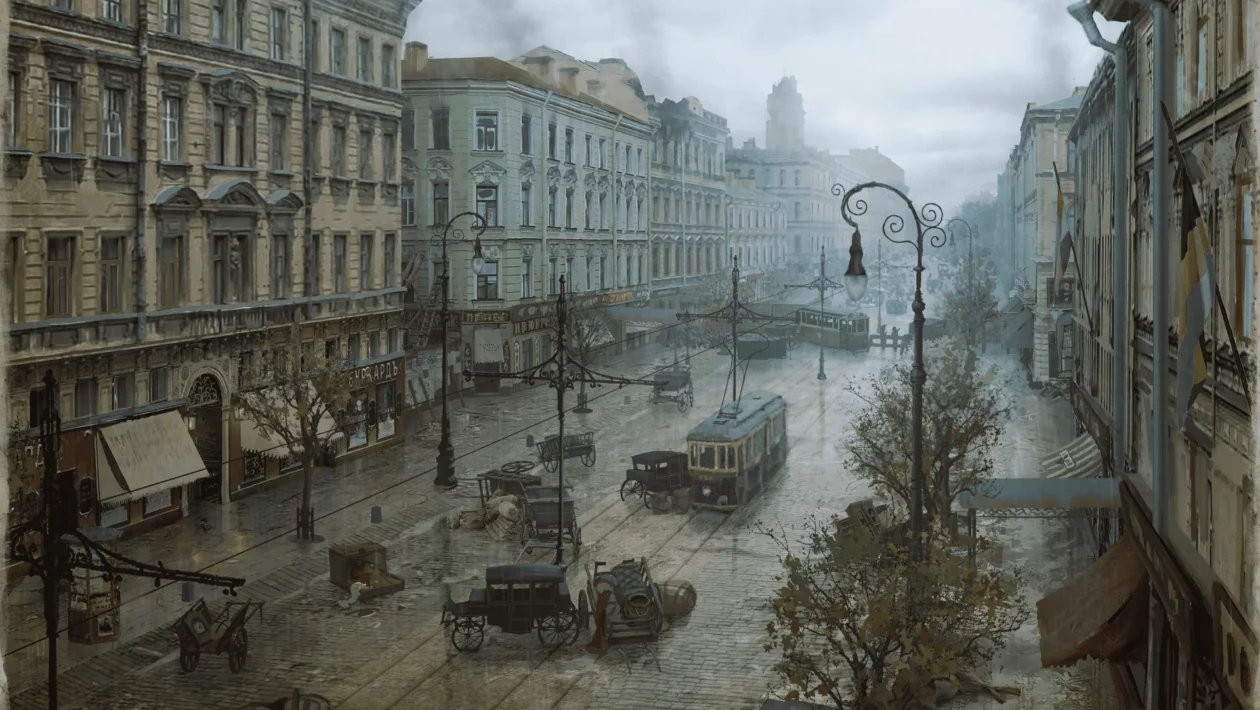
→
(1034, 93, 1085, 112)
(409, 57, 631, 119)
(485, 563, 566, 585)
(688, 391, 786, 443)
(630, 451, 686, 465)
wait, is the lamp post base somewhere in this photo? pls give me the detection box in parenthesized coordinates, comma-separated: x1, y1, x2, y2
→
(817, 371, 827, 381)
(434, 437, 457, 488)
(573, 392, 592, 414)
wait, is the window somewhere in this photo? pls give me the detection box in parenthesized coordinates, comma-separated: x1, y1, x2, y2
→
(99, 235, 123, 313)
(401, 109, 414, 151)
(381, 44, 396, 87)
(368, 331, 379, 358)
(150, 367, 169, 403)
(269, 112, 286, 170)
(584, 134, 592, 166)
(6, 235, 19, 321)
(477, 260, 498, 299)
(383, 233, 396, 288)
(637, 147, 643, 175)
(235, 0, 246, 49)
(75, 379, 96, 418)
(474, 111, 498, 151)
(270, 7, 286, 60)
(157, 235, 181, 308)
(330, 28, 346, 75)
(331, 124, 346, 175)
(100, 88, 126, 157)
(388, 328, 399, 352)
(565, 188, 574, 228)
(431, 108, 450, 150)
(599, 194, 607, 228)
(357, 36, 372, 82)
(359, 233, 374, 291)
(271, 234, 289, 298)
(520, 184, 532, 226)
(522, 259, 534, 298)
(1067, 141, 1076, 172)
(102, 0, 122, 22)
(625, 144, 631, 172)
(548, 187, 557, 227)
(161, 97, 180, 161)
(234, 108, 249, 166)
(584, 190, 593, 228)
(212, 0, 225, 41)
(382, 132, 395, 181)
(333, 234, 347, 292)
(325, 338, 338, 360)
(548, 257, 558, 295)
(432, 181, 449, 225)
(212, 234, 250, 303)
(564, 127, 573, 162)
(347, 334, 360, 364)
(49, 80, 74, 154)
(1241, 187, 1254, 340)
(6, 71, 19, 148)
(1176, 53, 1186, 116)
(476, 184, 499, 226)
(401, 183, 415, 226)
(45, 236, 75, 317)
(565, 257, 573, 289)
(521, 114, 532, 154)
(548, 122, 557, 159)
(111, 373, 134, 410)
(794, 202, 802, 221)
(305, 232, 320, 296)
(358, 127, 373, 179)
(598, 138, 606, 168)
(162, 0, 181, 33)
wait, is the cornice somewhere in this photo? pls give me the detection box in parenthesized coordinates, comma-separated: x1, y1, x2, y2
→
(14, 4, 133, 44)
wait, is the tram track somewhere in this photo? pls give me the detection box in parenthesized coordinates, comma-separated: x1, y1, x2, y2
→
(338, 351, 836, 710)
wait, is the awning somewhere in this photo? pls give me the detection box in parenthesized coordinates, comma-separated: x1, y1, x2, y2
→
(96, 411, 210, 506)
(1042, 433, 1104, 479)
(958, 477, 1121, 512)
(238, 405, 346, 459)
(608, 306, 677, 332)
(1037, 534, 1150, 668)
(1002, 309, 1034, 349)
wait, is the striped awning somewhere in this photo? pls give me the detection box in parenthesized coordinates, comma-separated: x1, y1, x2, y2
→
(1042, 434, 1104, 479)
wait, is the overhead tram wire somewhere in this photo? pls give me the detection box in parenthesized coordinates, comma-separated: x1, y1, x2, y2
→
(4, 283, 806, 658)
(82, 282, 808, 506)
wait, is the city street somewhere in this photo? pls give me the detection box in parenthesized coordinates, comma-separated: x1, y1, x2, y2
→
(7, 331, 1110, 710)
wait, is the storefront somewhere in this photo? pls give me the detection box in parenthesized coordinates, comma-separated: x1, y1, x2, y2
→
(508, 289, 636, 368)
(337, 357, 405, 460)
(94, 410, 209, 535)
(608, 306, 676, 350)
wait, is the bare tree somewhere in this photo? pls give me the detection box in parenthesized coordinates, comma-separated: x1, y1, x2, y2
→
(236, 350, 352, 540)
(845, 342, 1009, 530)
(942, 253, 1000, 354)
(548, 296, 613, 412)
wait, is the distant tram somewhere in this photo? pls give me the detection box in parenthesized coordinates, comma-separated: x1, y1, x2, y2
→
(686, 391, 788, 512)
(796, 308, 871, 351)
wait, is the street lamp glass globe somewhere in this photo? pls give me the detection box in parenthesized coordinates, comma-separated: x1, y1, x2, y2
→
(844, 273, 868, 302)
(472, 256, 485, 275)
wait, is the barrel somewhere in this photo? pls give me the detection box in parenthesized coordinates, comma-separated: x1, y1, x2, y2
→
(657, 580, 697, 617)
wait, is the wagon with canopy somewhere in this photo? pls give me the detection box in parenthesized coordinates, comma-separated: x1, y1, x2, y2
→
(620, 451, 690, 503)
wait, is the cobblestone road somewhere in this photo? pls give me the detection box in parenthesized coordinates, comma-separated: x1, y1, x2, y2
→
(6, 338, 1103, 710)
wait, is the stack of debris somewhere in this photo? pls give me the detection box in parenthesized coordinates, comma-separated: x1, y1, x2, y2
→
(445, 491, 522, 542)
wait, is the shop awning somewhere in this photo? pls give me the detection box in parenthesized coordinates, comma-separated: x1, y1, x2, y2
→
(239, 406, 346, 459)
(958, 477, 1121, 512)
(1002, 309, 1034, 350)
(1042, 433, 1104, 479)
(608, 306, 677, 331)
(96, 411, 210, 506)
(1037, 534, 1150, 668)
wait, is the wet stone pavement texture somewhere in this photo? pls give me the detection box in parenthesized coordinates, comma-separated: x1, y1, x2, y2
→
(7, 340, 1107, 709)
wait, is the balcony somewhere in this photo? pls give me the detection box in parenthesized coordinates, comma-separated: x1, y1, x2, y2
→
(1044, 278, 1075, 309)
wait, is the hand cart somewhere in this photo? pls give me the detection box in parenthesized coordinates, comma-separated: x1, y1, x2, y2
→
(172, 598, 264, 673)
(518, 486, 582, 557)
(647, 366, 694, 412)
(536, 431, 596, 473)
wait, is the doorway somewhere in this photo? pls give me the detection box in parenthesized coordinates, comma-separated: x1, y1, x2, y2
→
(186, 374, 224, 504)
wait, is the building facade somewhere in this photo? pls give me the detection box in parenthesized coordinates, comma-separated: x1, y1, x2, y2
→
(400, 45, 653, 391)
(3, 0, 413, 543)
(1049, 1, 1256, 707)
(1000, 90, 1085, 384)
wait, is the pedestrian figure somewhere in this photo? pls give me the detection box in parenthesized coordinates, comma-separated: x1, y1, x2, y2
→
(890, 327, 900, 353)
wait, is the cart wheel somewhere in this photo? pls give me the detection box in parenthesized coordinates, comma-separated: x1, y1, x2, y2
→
(451, 616, 485, 653)
(543, 458, 558, 473)
(501, 460, 535, 474)
(581, 449, 596, 467)
(537, 608, 579, 647)
(577, 590, 591, 632)
(179, 644, 200, 673)
(227, 628, 248, 673)
(677, 397, 687, 413)
(620, 480, 645, 501)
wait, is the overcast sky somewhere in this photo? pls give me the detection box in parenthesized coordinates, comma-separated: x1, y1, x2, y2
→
(404, 0, 1124, 215)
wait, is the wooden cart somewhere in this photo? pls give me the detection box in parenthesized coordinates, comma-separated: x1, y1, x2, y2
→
(647, 367, 694, 412)
(519, 486, 582, 557)
(536, 432, 596, 472)
(584, 558, 664, 644)
(172, 598, 264, 673)
(477, 460, 542, 508)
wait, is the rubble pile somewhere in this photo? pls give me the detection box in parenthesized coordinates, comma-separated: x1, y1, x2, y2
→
(445, 490, 522, 542)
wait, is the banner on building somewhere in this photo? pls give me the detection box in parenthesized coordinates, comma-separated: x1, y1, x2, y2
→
(474, 327, 504, 363)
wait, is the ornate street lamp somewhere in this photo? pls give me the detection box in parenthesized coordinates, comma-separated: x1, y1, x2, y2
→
(787, 246, 843, 380)
(432, 211, 487, 489)
(834, 181, 949, 563)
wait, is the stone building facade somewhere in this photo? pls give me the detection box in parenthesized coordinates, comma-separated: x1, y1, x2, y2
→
(3, 0, 414, 543)
(999, 89, 1085, 384)
(1059, 1, 1255, 707)
(400, 45, 652, 391)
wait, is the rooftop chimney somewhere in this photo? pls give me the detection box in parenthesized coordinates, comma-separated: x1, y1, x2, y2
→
(585, 79, 603, 97)
(402, 42, 428, 79)
(743, 138, 756, 150)
(522, 55, 554, 83)
(559, 67, 580, 94)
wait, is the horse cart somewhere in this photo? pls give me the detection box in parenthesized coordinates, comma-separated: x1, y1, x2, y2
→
(584, 558, 665, 645)
(173, 598, 264, 673)
(647, 366, 694, 411)
(441, 563, 588, 652)
(519, 486, 582, 556)
(536, 431, 596, 473)
(620, 451, 690, 504)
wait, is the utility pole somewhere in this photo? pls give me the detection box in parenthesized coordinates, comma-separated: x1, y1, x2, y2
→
(786, 246, 843, 380)
(9, 372, 246, 709)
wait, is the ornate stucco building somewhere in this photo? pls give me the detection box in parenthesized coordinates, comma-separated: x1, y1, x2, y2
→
(3, 0, 414, 542)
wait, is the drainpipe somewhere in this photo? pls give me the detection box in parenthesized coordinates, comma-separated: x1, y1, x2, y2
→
(302, 0, 313, 319)
(647, 133, 654, 291)
(134, 0, 149, 341)
(539, 90, 553, 295)
(610, 114, 623, 291)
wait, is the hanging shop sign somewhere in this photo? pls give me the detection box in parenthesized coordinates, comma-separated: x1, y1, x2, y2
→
(632, 287, 651, 304)
(510, 290, 636, 333)
(1213, 582, 1256, 709)
(651, 287, 680, 298)
(456, 309, 511, 325)
(474, 328, 504, 364)
(347, 360, 401, 388)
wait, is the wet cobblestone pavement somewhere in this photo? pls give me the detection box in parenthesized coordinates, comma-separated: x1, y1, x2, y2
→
(5, 337, 1115, 709)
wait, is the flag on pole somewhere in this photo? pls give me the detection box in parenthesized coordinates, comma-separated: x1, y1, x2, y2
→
(1052, 163, 1070, 296)
(1174, 167, 1217, 432)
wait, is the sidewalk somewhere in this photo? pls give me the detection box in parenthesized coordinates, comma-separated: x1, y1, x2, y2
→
(2, 342, 678, 698)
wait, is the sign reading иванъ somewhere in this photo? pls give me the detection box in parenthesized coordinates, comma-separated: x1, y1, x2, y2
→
(347, 360, 401, 388)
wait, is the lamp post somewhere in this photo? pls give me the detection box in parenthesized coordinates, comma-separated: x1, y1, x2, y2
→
(432, 211, 488, 489)
(834, 181, 949, 562)
(786, 246, 843, 380)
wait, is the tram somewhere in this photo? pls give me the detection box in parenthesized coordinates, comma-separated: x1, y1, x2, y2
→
(795, 307, 871, 351)
(686, 391, 788, 512)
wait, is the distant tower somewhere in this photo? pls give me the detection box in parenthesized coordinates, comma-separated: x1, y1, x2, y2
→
(765, 77, 805, 151)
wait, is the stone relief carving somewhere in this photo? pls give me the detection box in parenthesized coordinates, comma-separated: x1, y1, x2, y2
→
(482, 245, 502, 260)
(469, 160, 507, 186)
(426, 157, 452, 183)
(402, 157, 418, 182)
(547, 166, 561, 188)
(565, 243, 577, 258)
(563, 168, 577, 187)
(583, 172, 596, 189)
(522, 242, 535, 258)
(548, 242, 560, 258)
(519, 159, 535, 184)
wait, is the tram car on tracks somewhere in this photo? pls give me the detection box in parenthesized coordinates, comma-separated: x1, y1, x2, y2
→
(795, 307, 871, 352)
(730, 333, 790, 361)
(686, 391, 788, 511)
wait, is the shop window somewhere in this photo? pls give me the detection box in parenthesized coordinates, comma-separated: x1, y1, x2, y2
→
(143, 489, 173, 516)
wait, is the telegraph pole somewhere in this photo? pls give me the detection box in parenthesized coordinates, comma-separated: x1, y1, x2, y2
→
(786, 246, 843, 380)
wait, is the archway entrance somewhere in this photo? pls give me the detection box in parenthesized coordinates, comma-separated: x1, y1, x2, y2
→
(186, 374, 224, 504)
